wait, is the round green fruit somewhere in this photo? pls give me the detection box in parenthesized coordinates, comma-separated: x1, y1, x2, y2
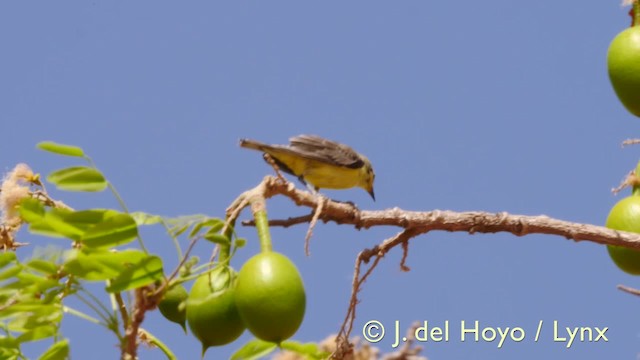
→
(608, 26, 640, 117)
(158, 284, 188, 332)
(605, 195, 640, 275)
(235, 251, 306, 343)
(186, 267, 245, 355)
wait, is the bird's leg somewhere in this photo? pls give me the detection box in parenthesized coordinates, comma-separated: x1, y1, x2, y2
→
(263, 153, 287, 183)
(304, 182, 317, 194)
(306, 184, 359, 211)
(323, 198, 359, 212)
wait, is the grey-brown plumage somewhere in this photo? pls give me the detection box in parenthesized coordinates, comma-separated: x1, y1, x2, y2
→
(286, 135, 365, 169)
(239, 134, 376, 200)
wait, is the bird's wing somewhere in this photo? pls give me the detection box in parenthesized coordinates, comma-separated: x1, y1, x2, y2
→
(288, 135, 364, 169)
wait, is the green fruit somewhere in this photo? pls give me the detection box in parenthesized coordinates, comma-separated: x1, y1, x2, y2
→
(605, 196, 640, 275)
(608, 26, 640, 117)
(186, 267, 245, 356)
(158, 284, 188, 332)
(235, 251, 306, 343)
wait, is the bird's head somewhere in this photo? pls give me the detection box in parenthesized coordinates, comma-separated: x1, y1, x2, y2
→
(358, 157, 376, 201)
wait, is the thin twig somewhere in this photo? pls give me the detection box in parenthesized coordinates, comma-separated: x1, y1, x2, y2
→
(242, 213, 314, 228)
(617, 284, 640, 297)
(612, 169, 637, 195)
(622, 138, 640, 147)
(114, 292, 130, 331)
(335, 250, 383, 359)
(154, 235, 200, 297)
(121, 236, 201, 358)
(400, 241, 410, 272)
(332, 228, 431, 358)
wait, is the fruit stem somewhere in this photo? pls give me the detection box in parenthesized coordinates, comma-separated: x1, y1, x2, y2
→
(254, 209, 273, 253)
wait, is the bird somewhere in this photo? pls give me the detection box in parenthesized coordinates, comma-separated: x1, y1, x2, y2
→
(239, 134, 375, 200)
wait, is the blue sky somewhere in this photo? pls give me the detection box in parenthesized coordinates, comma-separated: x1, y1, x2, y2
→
(2, 1, 639, 359)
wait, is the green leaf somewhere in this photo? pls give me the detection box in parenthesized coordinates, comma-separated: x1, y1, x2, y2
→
(1, 278, 58, 296)
(164, 214, 210, 227)
(0, 337, 20, 347)
(16, 324, 57, 343)
(169, 223, 190, 238)
(26, 222, 65, 239)
(40, 209, 85, 240)
(230, 339, 277, 360)
(60, 209, 115, 229)
(25, 208, 119, 241)
(279, 341, 330, 360)
(0, 349, 20, 360)
(208, 219, 225, 233)
(37, 141, 84, 157)
(0, 252, 17, 269)
(81, 213, 138, 249)
(203, 233, 230, 246)
(130, 212, 164, 226)
(164, 214, 212, 235)
(18, 198, 46, 224)
(47, 166, 107, 192)
(234, 238, 247, 249)
(48, 209, 117, 240)
(0, 265, 22, 281)
(31, 246, 65, 260)
(0, 337, 20, 358)
(63, 252, 113, 281)
(189, 218, 224, 238)
(16, 272, 60, 293)
(63, 249, 162, 291)
(63, 249, 146, 281)
(7, 306, 63, 331)
(105, 255, 164, 293)
(0, 302, 60, 319)
(25, 259, 59, 275)
(38, 339, 69, 360)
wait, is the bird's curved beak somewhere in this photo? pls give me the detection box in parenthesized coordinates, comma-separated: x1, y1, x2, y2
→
(368, 188, 375, 201)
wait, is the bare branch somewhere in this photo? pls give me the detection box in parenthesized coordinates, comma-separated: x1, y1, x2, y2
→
(230, 176, 640, 360)
(622, 138, 640, 147)
(122, 286, 152, 360)
(335, 229, 420, 358)
(240, 176, 640, 250)
(304, 195, 326, 256)
(612, 168, 638, 195)
(617, 284, 640, 297)
(242, 213, 313, 228)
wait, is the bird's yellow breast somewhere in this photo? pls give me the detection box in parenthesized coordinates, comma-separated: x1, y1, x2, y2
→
(270, 152, 362, 190)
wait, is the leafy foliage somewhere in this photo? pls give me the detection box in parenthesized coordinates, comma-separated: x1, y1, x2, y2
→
(1, 141, 312, 360)
(1, 143, 234, 359)
(0, 249, 66, 360)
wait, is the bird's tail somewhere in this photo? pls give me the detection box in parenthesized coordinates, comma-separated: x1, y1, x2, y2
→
(239, 139, 270, 152)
